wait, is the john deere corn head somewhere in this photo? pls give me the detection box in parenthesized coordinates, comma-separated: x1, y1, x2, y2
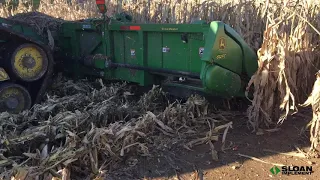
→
(0, 0, 258, 113)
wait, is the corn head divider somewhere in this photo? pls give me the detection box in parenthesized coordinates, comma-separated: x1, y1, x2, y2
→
(0, 0, 258, 113)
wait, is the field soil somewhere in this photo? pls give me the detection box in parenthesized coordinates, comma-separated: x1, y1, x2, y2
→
(106, 108, 320, 180)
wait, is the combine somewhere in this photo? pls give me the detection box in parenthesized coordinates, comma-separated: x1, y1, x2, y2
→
(0, 0, 258, 113)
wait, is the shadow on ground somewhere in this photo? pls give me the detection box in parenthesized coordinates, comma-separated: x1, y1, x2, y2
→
(106, 108, 319, 180)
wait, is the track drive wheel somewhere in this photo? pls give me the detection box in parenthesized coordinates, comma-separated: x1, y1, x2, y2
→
(0, 83, 32, 113)
(9, 43, 48, 82)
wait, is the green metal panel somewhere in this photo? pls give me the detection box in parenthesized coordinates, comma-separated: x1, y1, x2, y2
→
(224, 25, 258, 77)
(111, 31, 153, 86)
(201, 21, 242, 74)
(113, 31, 125, 64)
(109, 23, 209, 74)
(112, 31, 144, 84)
(202, 64, 242, 96)
(200, 21, 258, 97)
(109, 23, 210, 32)
(162, 33, 188, 71)
(53, 17, 258, 98)
(201, 21, 258, 77)
(55, 21, 106, 78)
(112, 31, 129, 82)
(147, 32, 163, 68)
(79, 32, 102, 56)
(108, 24, 209, 86)
(124, 32, 139, 66)
(188, 33, 206, 73)
(145, 31, 205, 74)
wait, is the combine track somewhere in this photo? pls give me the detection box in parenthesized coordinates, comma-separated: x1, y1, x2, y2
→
(0, 25, 54, 113)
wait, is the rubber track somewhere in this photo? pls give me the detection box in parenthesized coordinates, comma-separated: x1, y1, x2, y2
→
(0, 25, 54, 105)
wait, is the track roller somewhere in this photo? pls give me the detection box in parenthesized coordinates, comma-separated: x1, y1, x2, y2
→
(0, 82, 32, 113)
(8, 43, 49, 82)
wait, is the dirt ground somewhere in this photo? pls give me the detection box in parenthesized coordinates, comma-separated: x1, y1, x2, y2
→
(105, 108, 320, 180)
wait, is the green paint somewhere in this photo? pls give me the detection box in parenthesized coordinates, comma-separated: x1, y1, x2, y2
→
(1, 11, 258, 99)
(270, 166, 281, 175)
(199, 21, 258, 97)
(53, 15, 258, 98)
